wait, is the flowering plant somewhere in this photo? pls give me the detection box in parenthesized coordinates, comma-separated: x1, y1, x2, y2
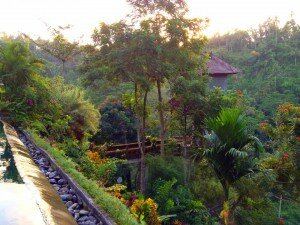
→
(130, 198, 161, 225)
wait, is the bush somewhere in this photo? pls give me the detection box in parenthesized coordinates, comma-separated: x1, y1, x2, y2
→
(152, 178, 213, 225)
(234, 200, 277, 225)
(130, 198, 161, 225)
(91, 99, 137, 144)
(146, 155, 185, 194)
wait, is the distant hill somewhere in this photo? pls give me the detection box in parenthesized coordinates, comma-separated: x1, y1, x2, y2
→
(208, 18, 300, 119)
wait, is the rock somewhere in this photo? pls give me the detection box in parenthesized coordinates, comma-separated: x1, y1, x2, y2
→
(70, 203, 79, 209)
(58, 179, 66, 185)
(60, 194, 73, 201)
(88, 216, 97, 223)
(59, 187, 69, 194)
(48, 172, 57, 179)
(79, 210, 89, 216)
(66, 201, 73, 208)
(49, 179, 57, 184)
(78, 216, 89, 222)
(53, 186, 60, 191)
(75, 213, 80, 220)
(68, 208, 75, 215)
(37, 158, 45, 164)
(77, 198, 83, 205)
(69, 189, 76, 195)
(72, 195, 77, 202)
(78, 221, 96, 225)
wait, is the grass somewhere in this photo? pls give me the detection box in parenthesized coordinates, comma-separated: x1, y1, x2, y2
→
(29, 131, 139, 225)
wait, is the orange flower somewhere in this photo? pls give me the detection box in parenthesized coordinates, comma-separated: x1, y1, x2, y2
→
(237, 90, 243, 97)
(87, 151, 106, 164)
(259, 122, 268, 129)
(173, 220, 184, 225)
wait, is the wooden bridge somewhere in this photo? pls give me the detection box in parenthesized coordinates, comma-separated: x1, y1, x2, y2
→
(103, 136, 192, 160)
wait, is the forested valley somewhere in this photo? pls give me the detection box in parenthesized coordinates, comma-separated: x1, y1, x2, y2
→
(0, 1, 299, 224)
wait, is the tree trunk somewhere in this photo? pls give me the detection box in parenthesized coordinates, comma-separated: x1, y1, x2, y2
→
(134, 84, 142, 152)
(139, 90, 148, 194)
(134, 83, 148, 194)
(221, 179, 230, 225)
(183, 114, 188, 185)
(218, 179, 231, 225)
(134, 84, 143, 192)
(221, 180, 229, 203)
(157, 79, 166, 157)
(62, 60, 66, 78)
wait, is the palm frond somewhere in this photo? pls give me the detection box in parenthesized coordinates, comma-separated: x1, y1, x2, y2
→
(226, 148, 248, 159)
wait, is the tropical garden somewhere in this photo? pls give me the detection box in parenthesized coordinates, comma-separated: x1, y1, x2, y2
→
(0, 0, 299, 224)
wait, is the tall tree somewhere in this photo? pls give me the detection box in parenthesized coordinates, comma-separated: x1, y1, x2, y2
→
(84, 21, 153, 193)
(23, 25, 80, 78)
(170, 75, 209, 183)
(126, 0, 208, 156)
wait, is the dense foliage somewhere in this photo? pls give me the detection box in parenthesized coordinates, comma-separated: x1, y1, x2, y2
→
(208, 18, 300, 120)
(0, 3, 299, 225)
(91, 99, 137, 144)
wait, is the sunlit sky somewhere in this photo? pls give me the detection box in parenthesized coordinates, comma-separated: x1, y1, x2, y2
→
(0, 0, 299, 43)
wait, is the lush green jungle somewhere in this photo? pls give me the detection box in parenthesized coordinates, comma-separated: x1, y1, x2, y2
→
(0, 1, 299, 224)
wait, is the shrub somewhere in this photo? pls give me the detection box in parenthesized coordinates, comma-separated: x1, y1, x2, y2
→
(130, 198, 161, 225)
(146, 155, 185, 194)
(91, 99, 137, 144)
(152, 178, 212, 225)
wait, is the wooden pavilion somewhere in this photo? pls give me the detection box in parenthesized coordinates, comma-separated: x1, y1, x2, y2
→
(207, 53, 239, 90)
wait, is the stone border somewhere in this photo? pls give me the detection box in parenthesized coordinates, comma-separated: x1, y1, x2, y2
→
(20, 130, 117, 225)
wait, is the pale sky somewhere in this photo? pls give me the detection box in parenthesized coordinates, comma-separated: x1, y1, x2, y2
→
(0, 0, 299, 42)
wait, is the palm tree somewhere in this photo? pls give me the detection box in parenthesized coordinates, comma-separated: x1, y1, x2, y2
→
(204, 108, 263, 209)
(0, 41, 43, 88)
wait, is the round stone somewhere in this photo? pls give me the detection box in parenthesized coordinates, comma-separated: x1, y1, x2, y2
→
(79, 210, 89, 216)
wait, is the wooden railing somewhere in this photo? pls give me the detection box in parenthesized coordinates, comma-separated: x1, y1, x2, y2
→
(104, 136, 192, 160)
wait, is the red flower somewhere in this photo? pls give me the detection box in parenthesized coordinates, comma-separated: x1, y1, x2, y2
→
(296, 136, 300, 142)
(278, 217, 285, 225)
(26, 99, 35, 107)
(169, 98, 181, 110)
(282, 153, 289, 161)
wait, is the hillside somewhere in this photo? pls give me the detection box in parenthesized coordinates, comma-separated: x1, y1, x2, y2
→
(208, 18, 300, 119)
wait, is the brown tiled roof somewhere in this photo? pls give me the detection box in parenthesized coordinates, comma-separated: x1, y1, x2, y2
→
(208, 54, 239, 76)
